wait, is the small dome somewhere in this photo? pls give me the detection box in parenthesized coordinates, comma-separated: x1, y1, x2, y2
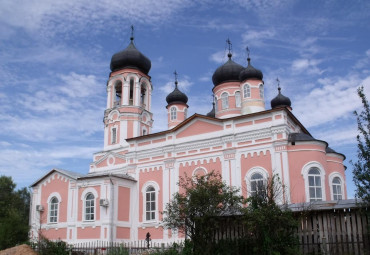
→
(206, 102, 215, 118)
(110, 38, 151, 74)
(212, 53, 244, 87)
(166, 82, 188, 105)
(271, 87, 292, 109)
(239, 58, 263, 81)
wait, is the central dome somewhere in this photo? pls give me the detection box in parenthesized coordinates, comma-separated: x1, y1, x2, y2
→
(239, 58, 263, 81)
(212, 53, 244, 87)
(110, 38, 151, 75)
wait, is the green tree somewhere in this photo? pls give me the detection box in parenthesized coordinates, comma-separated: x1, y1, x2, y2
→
(0, 176, 30, 250)
(243, 175, 299, 255)
(352, 86, 370, 205)
(162, 171, 244, 254)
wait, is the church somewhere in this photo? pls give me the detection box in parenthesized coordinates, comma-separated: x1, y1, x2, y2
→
(29, 33, 347, 243)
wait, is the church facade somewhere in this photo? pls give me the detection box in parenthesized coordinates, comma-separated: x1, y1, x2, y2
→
(29, 35, 347, 243)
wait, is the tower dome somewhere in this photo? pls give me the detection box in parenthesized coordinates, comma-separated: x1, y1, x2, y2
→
(271, 87, 292, 109)
(110, 37, 151, 74)
(212, 53, 244, 86)
(239, 57, 263, 81)
(166, 81, 188, 105)
(206, 102, 215, 118)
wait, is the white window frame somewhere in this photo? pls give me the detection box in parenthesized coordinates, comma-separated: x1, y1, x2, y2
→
(80, 188, 98, 222)
(170, 107, 177, 120)
(329, 173, 345, 200)
(221, 92, 229, 109)
(192, 167, 207, 177)
(259, 84, 264, 99)
(301, 162, 326, 202)
(47, 192, 61, 224)
(245, 167, 269, 197)
(235, 91, 241, 107)
(141, 181, 160, 223)
(243, 84, 251, 98)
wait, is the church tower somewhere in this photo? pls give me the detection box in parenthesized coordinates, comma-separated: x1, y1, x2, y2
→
(103, 28, 153, 150)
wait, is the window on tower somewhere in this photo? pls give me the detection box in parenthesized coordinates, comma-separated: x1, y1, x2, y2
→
(129, 79, 134, 105)
(115, 81, 122, 106)
(141, 84, 146, 107)
(235, 91, 241, 107)
(171, 107, 177, 120)
(244, 84, 251, 98)
(259, 84, 264, 99)
(221, 92, 229, 109)
(112, 127, 117, 144)
(308, 167, 322, 201)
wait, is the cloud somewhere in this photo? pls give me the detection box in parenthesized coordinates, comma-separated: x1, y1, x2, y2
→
(291, 58, 323, 74)
(242, 30, 275, 43)
(210, 51, 229, 64)
(159, 78, 193, 94)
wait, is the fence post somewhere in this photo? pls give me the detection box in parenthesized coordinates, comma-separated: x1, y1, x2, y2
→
(322, 236, 328, 255)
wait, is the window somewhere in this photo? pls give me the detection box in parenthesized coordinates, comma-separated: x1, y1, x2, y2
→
(129, 79, 134, 105)
(85, 193, 95, 221)
(221, 92, 229, 109)
(243, 84, 251, 98)
(235, 91, 241, 107)
(259, 85, 264, 98)
(184, 108, 187, 119)
(214, 97, 218, 112)
(332, 177, 342, 200)
(49, 197, 59, 223)
(141, 84, 146, 106)
(145, 186, 156, 221)
(142, 128, 147, 136)
(308, 167, 322, 201)
(115, 81, 122, 105)
(112, 127, 117, 144)
(250, 173, 265, 196)
(171, 107, 177, 120)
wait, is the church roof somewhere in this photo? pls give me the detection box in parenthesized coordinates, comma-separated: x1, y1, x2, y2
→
(31, 168, 85, 187)
(166, 82, 188, 105)
(212, 53, 244, 86)
(239, 57, 263, 81)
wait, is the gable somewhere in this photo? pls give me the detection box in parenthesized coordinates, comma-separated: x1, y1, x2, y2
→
(176, 119, 223, 139)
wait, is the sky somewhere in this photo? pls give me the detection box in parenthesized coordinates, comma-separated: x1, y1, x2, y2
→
(0, 0, 369, 199)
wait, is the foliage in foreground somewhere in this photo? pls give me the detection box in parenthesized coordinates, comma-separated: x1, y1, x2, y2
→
(0, 176, 30, 250)
(161, 172, 299, 255)
(352, 86, 370, 206)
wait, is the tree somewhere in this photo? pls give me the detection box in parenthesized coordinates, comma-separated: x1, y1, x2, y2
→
(243, 175, 299, 255)
(0, 176, 30, 250)
(352, 86, 370, 205)
(162, 171, 244, 254)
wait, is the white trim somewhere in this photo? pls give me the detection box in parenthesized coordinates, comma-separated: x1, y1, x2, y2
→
(192, 167, 207, 176)
(328, 172, 345, 200)
(47, 192, 62, 224)
(243, 83, 251, 98)
(170, 107, 177, 120)
(221, 92, 229, 109)
(141, 181, 160, 224)
(301, 161, 326, 202)
(245, 167, 269, 197)
(80, 188, 99, 222)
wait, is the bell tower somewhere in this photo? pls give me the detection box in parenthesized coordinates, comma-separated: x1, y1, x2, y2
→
(103, 27, 153, 150)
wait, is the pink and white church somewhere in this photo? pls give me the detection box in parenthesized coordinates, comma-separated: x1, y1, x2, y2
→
(29, 35, 347, 243)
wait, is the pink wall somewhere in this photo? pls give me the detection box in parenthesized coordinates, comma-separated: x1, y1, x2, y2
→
(118, 186, 130, 221)
(77, 226, 101, 239)
(177, 120, 223, 138)
(40, 173, 69, 224)
(138, 227, 163, 240)
(139, 167, 163, 222)
(41, 228, 67, 240)
(240, 151, 272, 198)
(116, 227, 130, 239)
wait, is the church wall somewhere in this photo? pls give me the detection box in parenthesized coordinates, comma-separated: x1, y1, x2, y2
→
(77, 226, 101, 239)
(77, 186, 101, 221)
(240, 150, 273, 198)
(138, 227, 163, 240)
(287, 144, 328, 203)
(116, 227, 130, 239)
(117, 186, 130, 221)
(41, 228, 67, 240)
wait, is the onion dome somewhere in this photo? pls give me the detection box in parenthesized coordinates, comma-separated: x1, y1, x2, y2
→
(166, 80, 188, 105)
(239, 57, 263, 81)
(206, 102, 215, 118)
(110, 36, 151, 74)
(271, 87, 292, 109)
(212, 53, 244, 87)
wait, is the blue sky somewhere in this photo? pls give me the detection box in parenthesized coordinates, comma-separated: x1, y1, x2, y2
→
(0, 0, 369, 198)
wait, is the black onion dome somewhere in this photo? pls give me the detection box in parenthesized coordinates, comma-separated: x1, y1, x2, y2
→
(271, 87, 292, 109)
(212, 53, 244, 87)
(110, 38, 151, 74)
(239, 58, 263, 81)
(206, 102, 215, 118)
(166, 82, 188, 105)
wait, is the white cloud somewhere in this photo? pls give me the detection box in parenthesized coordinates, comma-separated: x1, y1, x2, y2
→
(242, 30, 275, 43)
(291, 58, 323, 74)
(210, 50, 228, 64)
(159, 79, 193, 94)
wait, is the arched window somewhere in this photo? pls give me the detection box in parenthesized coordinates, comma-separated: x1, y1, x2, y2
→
(184, 108, 187, 119)
(250, 173, 265, 196)
(221, 92, 229, 109)
(129, 79, 134, 105)
(115, 81, 122, 105)
(142, 128, 147, 136)
(235, 91, 241, 107)
(332, 177, 342, 200)
(141, 84, 146, 106)
(243, 84, 251, 98)
(145, 186, 156, 221)
(49, 197, 59, 223)
(85, 193, 95, 221)
(171, 107, 177, 120)
(259, 85, 264, 98)
(308, 167, 322, 201)
(111, 127, 117, 144)
(214, 97, 218, 112)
